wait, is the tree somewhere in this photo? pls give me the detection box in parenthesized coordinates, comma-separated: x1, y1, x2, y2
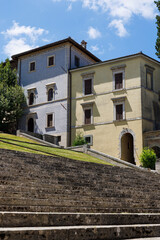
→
(140, 148, 156, 170)
(0, 59, 26, 133)
(155, 1, 160, 58)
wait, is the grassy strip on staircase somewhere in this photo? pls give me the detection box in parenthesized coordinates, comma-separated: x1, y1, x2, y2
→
(0, 133, 111, 165)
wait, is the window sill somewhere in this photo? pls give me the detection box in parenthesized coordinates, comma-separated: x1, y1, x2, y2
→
(47, 65, 55, 68)
(45, 126, 55, 129)
(82, 94, 95, 98)
(82, 123, 94, 127)
(112, 88, 126, 93)
(113, 119, 126, 123)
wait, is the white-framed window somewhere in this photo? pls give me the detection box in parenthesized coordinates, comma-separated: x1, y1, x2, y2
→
(113, 69, 125, 90)
(84, 135, 93, 145)
(27, 88, 36, 106)
(111, 64, 126, 91)
(83, 78, 93, 95)
(81, 101, 94, 125)
(29, 61, 36, 72)
(46, 113, 55, 128)
(47, 55, 55, 67)
(112, 96, 126, 121)
(114, 102, 125, 121)
(46, 82, 55, 102)
(81, 71, 95, 96)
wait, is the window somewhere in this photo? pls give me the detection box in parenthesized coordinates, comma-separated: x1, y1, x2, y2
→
(115, 73, 123, 89)
(111, 65, 126, 91)
(27, 88, 36, 106)
(48, 56, 54, 67)
(84, 79, 92, 95)
(146, 69, 153, 90)
(112, 97, 126, 121)
(75, 56, 80, 68)
(29, 61, 35, 72)
(29, 92, 34, 105)
(48, 88, 53, 101)
(47, 114, 53, 127)
(84, 135, 93, 146)
(84, 108, 92, 125)
(46, 82, 55, 101)
(57, 136, 61, 142)
(116, 104, 123, 120)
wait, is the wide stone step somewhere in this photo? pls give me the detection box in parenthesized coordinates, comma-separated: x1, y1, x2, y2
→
(0, 212, 160, 228)
(0, 224, 160, 239)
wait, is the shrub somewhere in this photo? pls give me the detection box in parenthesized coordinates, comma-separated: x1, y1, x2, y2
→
(73, 132, 86, 146)
(140, 148, 156, 169)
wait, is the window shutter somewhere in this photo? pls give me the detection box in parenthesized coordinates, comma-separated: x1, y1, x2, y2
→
(85, 79, 92, 95)
(47, 114, 53, 127)
(115, 73, 123, 89)
(85, 109, 91, 124)
(116, 104, 123, 120)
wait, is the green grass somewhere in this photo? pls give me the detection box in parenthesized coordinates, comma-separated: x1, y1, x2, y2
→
(0, 133, 111, 165)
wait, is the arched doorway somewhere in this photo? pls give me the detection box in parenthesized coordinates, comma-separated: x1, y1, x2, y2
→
(121, 133, 135, 164)
(28, 118, 34, 132)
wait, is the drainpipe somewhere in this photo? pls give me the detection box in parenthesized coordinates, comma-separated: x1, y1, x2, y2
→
(67, 44, 72, 147)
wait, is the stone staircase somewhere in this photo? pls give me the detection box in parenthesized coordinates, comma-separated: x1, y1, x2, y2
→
(0, 148, 160, 239)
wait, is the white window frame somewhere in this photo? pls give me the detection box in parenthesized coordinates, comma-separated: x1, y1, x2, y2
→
(47, 55, 55, 67)
(83, 78, 93, 96)
(29, 61, 36, 72)
(46, 112, 55, 128)
(112, 69, 125, 91)
(84, 135, 93, 146)
(27, 87, 36, 106)
(83, 107, 93, 125)
(46, 82, 55, 102)
(114, 101, 125, 121)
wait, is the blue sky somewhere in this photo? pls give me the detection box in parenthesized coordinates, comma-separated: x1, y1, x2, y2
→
(0, 0, 158, 62)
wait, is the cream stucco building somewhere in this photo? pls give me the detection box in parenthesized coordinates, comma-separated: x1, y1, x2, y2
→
(70, 52, 160, 165)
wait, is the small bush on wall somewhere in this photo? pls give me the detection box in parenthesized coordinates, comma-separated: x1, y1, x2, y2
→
(73, 132, 86, 146)
(140, 148, 156, 169)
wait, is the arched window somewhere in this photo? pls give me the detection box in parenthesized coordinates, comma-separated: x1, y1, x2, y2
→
(29, 92, 34, 105)
(48, 88, 53, 101)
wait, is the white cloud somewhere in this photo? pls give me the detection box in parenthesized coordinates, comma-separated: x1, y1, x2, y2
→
(52, 0, 156, 37)
(109, 19, 128, 37)
(2, 21, 48, 42)
(88, 26, 101, 39)
(67, 3, 72, 11)
(3, 38, 35, 57)
(1, 21, 49, 58)
(91, 45, 99, 51)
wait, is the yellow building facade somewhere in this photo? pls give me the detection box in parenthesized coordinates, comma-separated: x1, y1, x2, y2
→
(70, 53, 160, 165)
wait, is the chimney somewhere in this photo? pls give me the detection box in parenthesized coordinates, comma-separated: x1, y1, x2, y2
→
(81, 40, 87, 49)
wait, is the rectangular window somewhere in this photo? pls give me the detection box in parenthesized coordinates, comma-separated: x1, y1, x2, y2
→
(84, 79, 92, 95)
(116, 104, 123, 120)
(47, 114, 53, 127)
(48, 56, 54, 67)
(75, 56, 80, 67)
(115, 73, 123, 89)
(30, 62, 35, 72)
(84, 108, 91, 124)
(84, 135, 93, 146)
(146, 70, 153, 90)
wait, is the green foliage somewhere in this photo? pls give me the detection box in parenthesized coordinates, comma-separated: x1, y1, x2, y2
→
(140, 148, 156, 169)
(0, 59, 26, 132)
(155, 1, 160, 58)
(73, 132, 86, 146)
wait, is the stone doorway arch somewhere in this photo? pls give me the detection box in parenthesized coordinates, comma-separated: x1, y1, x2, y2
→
(28, 118, 34, 132)
(120, 129, 135, 164)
